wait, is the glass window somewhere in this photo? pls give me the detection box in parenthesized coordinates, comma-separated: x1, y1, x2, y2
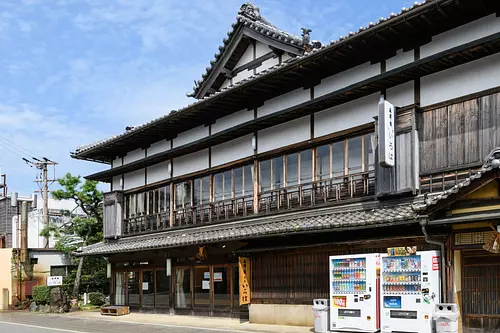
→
(364, 134, 375, 171)
(201, 176, 210, 204)
(223, 171, 232, 200)
(193, 178, 201, 207)
(155, 270, 170, 307)
(175, 268, 191, 308)
(154, 189, 160, 213)
(300, 149, 313, 184)
(286, 153, 299, 186)
(148, 191, 154, 214)
(260, 160, 271, 192)
(137, 193, 145, 215)
(194, 266, 210, 310)
(348, 136, 363, 174)
(316, 145, 330, 180)
(115, 272, 126, 306)
(271, 157, 284, 189)
(234, 167, 243, 198)
(127, 271, 140, 306)
(159, 187, 166, 212)
(213, 173, 223, 202)
(332, 142, 345, 177)
(244, 165, 254, 197)
(175, 181, 191, 209)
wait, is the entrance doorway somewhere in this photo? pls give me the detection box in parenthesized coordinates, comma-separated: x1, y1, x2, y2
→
(175, 264, 239, 317)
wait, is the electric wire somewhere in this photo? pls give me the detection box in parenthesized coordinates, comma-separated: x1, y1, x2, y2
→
(0, 135, 43, 160)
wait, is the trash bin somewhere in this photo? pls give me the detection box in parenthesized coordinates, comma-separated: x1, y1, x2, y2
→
(434, 303, 459, 333)
(313, 299, 329, 333)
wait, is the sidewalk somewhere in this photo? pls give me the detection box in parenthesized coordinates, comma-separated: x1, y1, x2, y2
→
(66, 310, 314, 333)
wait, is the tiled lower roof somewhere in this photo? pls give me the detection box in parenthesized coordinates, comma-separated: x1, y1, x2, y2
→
(74, 201, 418, 256)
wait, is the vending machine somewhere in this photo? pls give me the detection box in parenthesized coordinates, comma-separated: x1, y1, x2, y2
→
(329, 253, 380, 332)
(380, 249, 441, 333)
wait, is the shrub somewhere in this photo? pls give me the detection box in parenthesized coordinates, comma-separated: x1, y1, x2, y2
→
(88, 292, 105, 306)
(32, 286, 51, 305)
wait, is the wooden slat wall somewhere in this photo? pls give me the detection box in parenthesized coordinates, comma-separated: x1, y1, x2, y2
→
(420, 92, 500, 173)
(396, 132, 413, 191)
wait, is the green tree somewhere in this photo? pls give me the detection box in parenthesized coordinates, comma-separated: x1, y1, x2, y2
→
(43, 173, 104, 297)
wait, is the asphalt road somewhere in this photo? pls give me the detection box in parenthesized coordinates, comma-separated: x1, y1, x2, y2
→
(0, 312, 246, 333)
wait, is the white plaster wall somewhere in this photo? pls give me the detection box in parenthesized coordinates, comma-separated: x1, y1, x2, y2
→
(172, 149, 209, 178)
(386, 81, 414, 108)
(123, 169, 145, 190)
(112, 157, 122, 168)
(211, 134, 254, 167)
(421, 14, 500, 58)
(386, 49, 414, 72)
(258, 87, 310, 117)
(258, 116, 309, 153)
(123, 148, 144, 165)
(315, 93, 379, 138)
(282, 53, 293, 63)
(315, 62, 380, 98)
(233, 44, 255, 84)
(255, 41, 270, 58)
(173, 125, 209, 148)
(147, 139, 170, 156)
(212, 109, 253, 134)
(258, 56, 279, 73)
(421, 52, 500, 107)
(112, 175, 122, 191)
(221, 79, 231, 89)
(147, 160, 170, 184)
(30, 252, 69, 267)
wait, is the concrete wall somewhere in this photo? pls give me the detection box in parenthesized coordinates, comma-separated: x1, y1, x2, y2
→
(0, 249, 12, 310)
(249, 304, 314, 327)
(421, 14, 500, 58)
(421, 52, 500, 107)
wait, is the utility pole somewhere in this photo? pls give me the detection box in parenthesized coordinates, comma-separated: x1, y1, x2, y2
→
(28, 158, 57, 248)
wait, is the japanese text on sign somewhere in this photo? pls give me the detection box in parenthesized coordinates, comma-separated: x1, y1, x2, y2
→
(239, 257, 251, 305)
(378, 97, 395, 168)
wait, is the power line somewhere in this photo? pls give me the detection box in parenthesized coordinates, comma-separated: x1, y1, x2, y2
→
(0, 141, 28, 160)
(0, 135, 43, 160)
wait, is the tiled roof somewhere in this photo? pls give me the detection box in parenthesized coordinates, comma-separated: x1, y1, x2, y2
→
(412, 147, 500, 212)
(73, 0, 433, 156)
(74, 201, 418, 256)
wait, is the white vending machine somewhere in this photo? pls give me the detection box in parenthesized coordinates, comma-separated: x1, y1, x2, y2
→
(380, 250, 441, 333)
(329, 253, 380, 332)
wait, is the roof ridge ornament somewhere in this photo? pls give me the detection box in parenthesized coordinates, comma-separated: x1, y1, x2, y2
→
(238, 3, 274, 27)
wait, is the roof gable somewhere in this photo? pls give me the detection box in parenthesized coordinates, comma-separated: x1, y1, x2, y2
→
(189, 3, 312, 99)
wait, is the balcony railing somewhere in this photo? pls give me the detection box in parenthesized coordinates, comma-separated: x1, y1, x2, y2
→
(123, 211, 169, 236)
(121, 171, 375, 236)
(259, 171, 375, 214)
(419, 165, 483, 194)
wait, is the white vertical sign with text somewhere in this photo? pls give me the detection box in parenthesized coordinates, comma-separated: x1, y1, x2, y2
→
(378, 97, 395, 168)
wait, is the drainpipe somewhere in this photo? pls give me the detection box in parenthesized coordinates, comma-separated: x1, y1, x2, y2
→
(419, 216, 448, 303)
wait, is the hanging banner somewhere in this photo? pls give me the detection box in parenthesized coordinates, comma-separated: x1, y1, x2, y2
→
(239, 257, 251, 305)
(378, 96, 395, 168)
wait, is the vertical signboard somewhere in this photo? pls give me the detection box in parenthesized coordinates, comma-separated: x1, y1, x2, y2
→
(378, 96, 395, 168)
(239, 257, 251, 305)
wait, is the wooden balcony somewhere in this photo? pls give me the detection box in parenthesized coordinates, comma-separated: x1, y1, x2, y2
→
(121, 171, 375, 237)
(419, 165, 483, 194)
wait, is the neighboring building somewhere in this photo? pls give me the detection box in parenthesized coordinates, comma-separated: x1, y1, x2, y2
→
(0, 194, 33, 249)
(72, 1, 500, 332)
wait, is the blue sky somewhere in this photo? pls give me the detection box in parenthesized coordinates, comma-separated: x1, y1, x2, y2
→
(0, 0, 415, 196)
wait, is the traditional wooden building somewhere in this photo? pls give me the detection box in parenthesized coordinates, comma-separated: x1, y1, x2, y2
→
(72, 1, 500, 331)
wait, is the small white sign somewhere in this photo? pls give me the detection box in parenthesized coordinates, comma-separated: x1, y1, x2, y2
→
(214, 272, 223, 282)
(142, 282, 149, 290)
(47, 276, 63, 286)
(378, 97, 395, 168)
(204, 272, 210, 279)
(202, 280, 210, 290)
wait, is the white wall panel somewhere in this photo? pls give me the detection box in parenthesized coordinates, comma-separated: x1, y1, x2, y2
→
(258, 116, 309, 153)
(421, 14, 500, 58)
(147, 140, 170, 156)
(233, 44, 254, 84)
(173, 149, 209, 178)
(258, 88, 310, 117)
(221, 79, 231, 89)
(147, 161, 170, 184)
(421, 53, 500, 107)
(386, 49, 413, 71)
(112, 157, 122, 168)
(112, 175, 122, 191)
(255, 41, 270, 57)
(211, 134, 253, 167)
(387, 81, 414, 108)
(123, 169, 145, 190)
(123, 148, 144, 165)
(212, 109, 253, 134)
(315, 62, 380, 98)
(314, 93, 379, 138)
(258, 57, 279, 73)
(173, 125, 209, 148)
